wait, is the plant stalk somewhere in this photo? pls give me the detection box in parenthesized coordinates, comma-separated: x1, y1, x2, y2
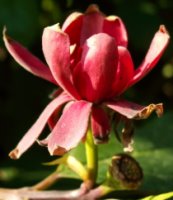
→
(85, 128, 98, 188)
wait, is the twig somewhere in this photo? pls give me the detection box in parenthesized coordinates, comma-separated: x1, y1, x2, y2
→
(31, 172, 61, 190)
(0, 186, 87, 200)
(0, 186, 160, 200)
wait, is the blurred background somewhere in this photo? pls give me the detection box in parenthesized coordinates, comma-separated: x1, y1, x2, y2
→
(0, 0, 173, 193)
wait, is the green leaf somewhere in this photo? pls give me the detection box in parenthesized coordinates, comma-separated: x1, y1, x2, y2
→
(141, 191, 173, 200)
(0, 0, 39, 45)
(134, 111, 173, 192)
(66, 111, 173, 193)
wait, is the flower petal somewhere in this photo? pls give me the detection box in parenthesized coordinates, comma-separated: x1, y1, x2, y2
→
(91, 106, 110, 144)
(48, 101, 92, 156)
(62, 5, 104, 46)
(9, 92, 72, 159)
(3, 28, 56, 84)
(62, 12, 83, 45)
(42, 24, 80, 99)
(80, 4, 104, 45)
(121, 119, 134, 153)
(103, 16, 128, 47)
(128, 25, 170, 87)
(114, 117, 134, 152)
(80, 14, 104, 45)
(111, 46, 134, 97)
(74, 33, 118, 102)
(106, 99, 163, 119)
(47, 106, 61, 130)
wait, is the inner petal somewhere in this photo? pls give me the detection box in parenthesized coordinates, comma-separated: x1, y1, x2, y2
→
(73, 33, 118, 103)
(110, 46, 134, 97)
(80, 12, 104, 45)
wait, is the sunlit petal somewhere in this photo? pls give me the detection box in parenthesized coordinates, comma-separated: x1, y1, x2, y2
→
(3, 28, 56, 84)
(9, 92, 72, 159)
(106, 99, 163, 119)
(48, 101, 92, 155)
(129, 25, 170, 87)
(42, 24, 80, 99)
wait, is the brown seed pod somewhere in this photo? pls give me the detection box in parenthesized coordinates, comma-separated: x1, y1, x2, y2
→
(109, 153, 143, 189)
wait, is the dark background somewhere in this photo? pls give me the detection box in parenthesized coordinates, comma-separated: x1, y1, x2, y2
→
(0, 0, 173, 190)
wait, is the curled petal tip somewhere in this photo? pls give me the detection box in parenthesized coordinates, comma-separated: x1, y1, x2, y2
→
(154, 103, 163, 117)
(3, 26, 10, 41)
(49, 145, 67, 156)
(46, 23, 63, 33)
(85, 4, 100, 14)
(3, 27, 13, 44)
(9, 148, 19, 160)
(37, 139, 48, 147)
(135, 103, 163, 119)
(106, 16, 119, 21)
(158, 25, 170, 44)
(159, 25, 169, 35)
(2, 26, 7, 36)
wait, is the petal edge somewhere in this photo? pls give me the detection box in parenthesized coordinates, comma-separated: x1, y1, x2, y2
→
(9, 92, 72, 159)
(42, 24, 80, 99)
(48, 101, 92, 155)
(106, 100, 163, 119)
(3, 27, 56, 84)
(128, 25, 170, 87)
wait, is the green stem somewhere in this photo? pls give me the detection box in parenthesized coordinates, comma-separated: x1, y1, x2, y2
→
(44, 155, 88, 181)
(31, 171, 61, 190)
(66, 155, 88, 181)
(85, 128, 98, 187)
(83, 184, 114, 199)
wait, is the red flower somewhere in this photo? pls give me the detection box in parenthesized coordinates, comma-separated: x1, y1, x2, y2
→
(4, 5, 169, 159)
